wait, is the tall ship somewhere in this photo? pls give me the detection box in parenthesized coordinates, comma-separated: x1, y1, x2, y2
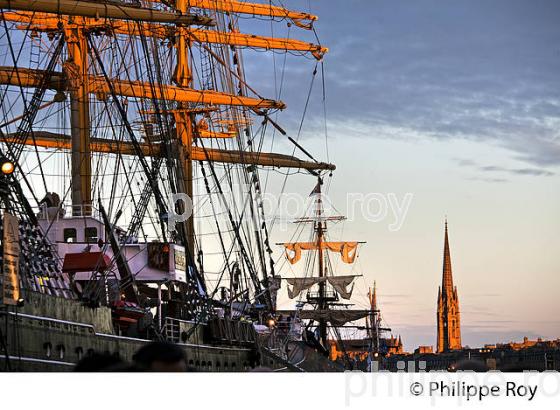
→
(273, 179, 403, 370)
(0, 0, 381, 372)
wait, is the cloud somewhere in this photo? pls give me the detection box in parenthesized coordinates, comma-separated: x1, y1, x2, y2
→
(457, 159, 555, 180)
(468, 176, 509, 184)
(478, 165, 554, 176)
(511, 168, 555, 176)
(256, 1, 560, 169)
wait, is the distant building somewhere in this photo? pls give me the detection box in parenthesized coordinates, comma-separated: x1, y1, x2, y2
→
(386, 335, 404, 355)
(415, 345, 433, 354)
(497, 336, 546, 350)
(437, 220, 462, 352)
(329, 334, 403, 363)
(385, 337, 560, 371)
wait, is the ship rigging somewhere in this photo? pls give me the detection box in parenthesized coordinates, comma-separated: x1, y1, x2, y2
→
(0, 0, 363, 372)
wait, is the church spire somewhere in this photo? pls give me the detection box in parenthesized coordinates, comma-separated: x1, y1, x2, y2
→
(442, 218, 454, 294)
(437, 218, 462, 352)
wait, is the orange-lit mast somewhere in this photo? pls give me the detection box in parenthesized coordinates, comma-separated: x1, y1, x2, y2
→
(65, 15, 91, 215)
(172, 0, 195, 256)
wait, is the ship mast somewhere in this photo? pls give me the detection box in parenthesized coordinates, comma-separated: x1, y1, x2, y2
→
(368, 282, 380, 354)
(66, 16, 91, 215)
(315, 179, 328, 347)
(174, 0, 195, 260)
(281, 179, 365, 349)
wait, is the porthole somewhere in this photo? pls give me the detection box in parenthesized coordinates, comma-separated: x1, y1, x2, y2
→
(56, 344, 65, 360)
(43, 342, 52, 358)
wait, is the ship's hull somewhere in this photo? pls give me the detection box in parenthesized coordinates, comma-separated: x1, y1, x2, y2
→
(0, 293, 341, 372)
(0, 292, 273, 372)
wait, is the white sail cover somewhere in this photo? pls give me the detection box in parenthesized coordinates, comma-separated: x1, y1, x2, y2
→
(285, 275, 358, 300)
(327, 275, 356, 300)
(285, 277, 325, 299)
(297, 309, 370, 326)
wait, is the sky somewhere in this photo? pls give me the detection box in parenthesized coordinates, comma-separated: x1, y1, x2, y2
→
(247, 0, 560, 351)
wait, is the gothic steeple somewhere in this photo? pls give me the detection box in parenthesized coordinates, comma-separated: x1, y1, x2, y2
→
(437, 219, 462, 352)
(442, 219, 454, 293)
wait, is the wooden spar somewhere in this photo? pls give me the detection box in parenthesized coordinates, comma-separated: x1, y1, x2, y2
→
(187, 28, 327, 60)
(149, 0, 317, 29)
(1, 131, 336, 171)
(0, 66, 285, 109)
(0, 0, 214, 26)
(197, 129, 236, 139)
(0, 66, 66, 90)
(193, 147, 334, 172)
(2, 14, 327, 60)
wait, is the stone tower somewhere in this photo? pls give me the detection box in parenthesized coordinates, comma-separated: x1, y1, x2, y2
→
(437, 220, 462, 352)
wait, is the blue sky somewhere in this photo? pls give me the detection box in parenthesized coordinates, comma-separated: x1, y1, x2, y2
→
(258, 0, 560, 351)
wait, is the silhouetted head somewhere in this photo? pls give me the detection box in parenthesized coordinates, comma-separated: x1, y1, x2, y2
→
(500, 363, 535, 372)
(133, 342, 188, 372)
(74, 352, 125, 372)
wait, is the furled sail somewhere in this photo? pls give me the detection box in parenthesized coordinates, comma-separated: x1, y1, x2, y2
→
(283, 242, 359, 264)
(285, 275, 359, 300)
(285, 277, 325, 299)
(327, 275, 356, 300)
(297, 310, 370, 327)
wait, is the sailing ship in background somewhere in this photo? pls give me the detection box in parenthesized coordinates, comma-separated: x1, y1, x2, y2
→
(273, 181, 398, 370)
(0, 0, 385, 371)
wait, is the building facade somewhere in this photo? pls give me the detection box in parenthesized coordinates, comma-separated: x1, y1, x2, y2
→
(437, 220, 462, 352)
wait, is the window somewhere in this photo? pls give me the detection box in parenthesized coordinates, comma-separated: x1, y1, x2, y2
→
(64, 228, 77, 243)
(84, 227, 98, 243)
(44, 342, 52, 358)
